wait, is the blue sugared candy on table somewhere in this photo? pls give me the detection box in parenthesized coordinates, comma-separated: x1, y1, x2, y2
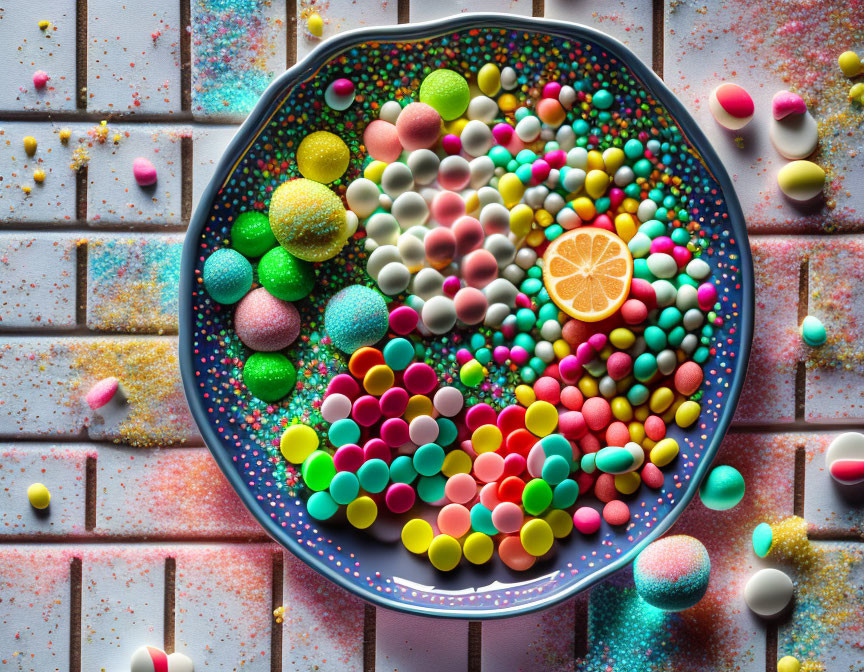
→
(324, 285, 389, 354)
(202, 248, 253, 304)
(752, 522, 773, 558)
(800, 315, 827, 346)
(699, 465, 746, 511)
(633, 535, 711, 611)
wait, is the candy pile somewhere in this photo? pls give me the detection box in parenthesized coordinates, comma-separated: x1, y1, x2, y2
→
(199, 46, 738, 573)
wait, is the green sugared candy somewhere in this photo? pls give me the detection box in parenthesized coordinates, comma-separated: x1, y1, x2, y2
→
(231, 211, 277, 257)
(419, 69, 470, 120)
(203, 248, 253, 304)
(357, 459, 389, 493)
(801, 315, 827, 346)
(307, 491, 338, 520)
(699, 465, 745, 511)
(413, 442, 445, 477)
(522, 478, 553, 515)
(752, 522, 773, 558)
(302, 450, 336, 491)
(329, 470, 360, 504)
(243, 352, 296, 401)
(382, 337, 415, 370)
(257, 247, 315, 301)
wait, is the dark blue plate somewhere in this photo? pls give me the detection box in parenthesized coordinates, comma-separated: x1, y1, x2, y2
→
(180, 13, 753, 618)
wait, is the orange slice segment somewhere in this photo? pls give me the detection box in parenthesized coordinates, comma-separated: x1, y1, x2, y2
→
(542, 227, 633, 322)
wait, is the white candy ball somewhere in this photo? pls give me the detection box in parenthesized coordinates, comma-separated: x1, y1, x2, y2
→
(562, 167, 586, 193)
(421, 295, 457, 334)
(412, 267, 445, 299)
(556, 125, 576, 150)
(381, 162, 414, 197)
(467, 95, 498, 123)
(366, 245, 402, 281)
(479, 202, 510, 235)
(744, 568, 794, 617)
(344, 210, 359, 237)
(500, 66, 518, 90)
(439, 155, 471, 189)
(477, 186, 503, 208)
(433, 387, 464, 417)
(365, 212, 400, 245)
(460, 120, 494, 157)
(614, 166, 635, 186)
(484, 233, 516, 267)
(397, 233, 426, 272)
(544, 192, 566, 215)
(559, 85, 576, 109)
(392, 191, 429, 228)
(379, 100, 402, 123)
(502, 263, 525, 285)
(535, 341, 555, 363)
(321, 393, 351, 423)
(566, 147, 588, 169)
(469, 156, 495, 189)
(407, 149, 440, 185)
(377, 261, 411, 295)
(346, 178, 380, 218)
(515, 116, 541, 142)
(515, 247, 537, 269)
(483, 277, 518, 307)
(540, 319, 562, 341)
(484, 302, 510, 327)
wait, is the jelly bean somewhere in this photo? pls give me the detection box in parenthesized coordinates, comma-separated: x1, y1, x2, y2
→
(573, 506, 602, 534)
(280, 424, 319, 464)
(650, 437, 680, 467)
(302, 451, 336, 491)
(463, 532, 494, 564)
(520, 518, 554, 556)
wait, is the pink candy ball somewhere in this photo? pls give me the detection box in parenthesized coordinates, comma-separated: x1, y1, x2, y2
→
(503, 452, 526, 477)
(33, 70, 49, 89)
(442, 275, 461, 297)
(352, 395, 381, 427)
(650, 236, 674, 255)
(697, 282, 718, 310)
(389, 305, 419, 335)
(438, 504, 472, 537)
(445, 473, 477, 504)
(403, 362, 437, 395)
(493, 346, 510, 364)
(672, 245, 691, 268)
(452, 216, 484, 255)
(542, 82, 562, 99)
(333, 444, 364, 472)
(133, 157, 158, 187)
(558, 354, 581, 384)
(533, 376, 561, 404)
(474, 452, 504, 483)
(430, 190, 465, 227)
(380, 386, 409, 418)
(479, 481, 501, 509)
(465, 403, 497, 431)
(609, 188, 624, 210)
(441, 134, 462, 155)
(606, 421, 630, 447)
(621, 298, 648, 325)
(644, 415, 666, 441)
(497, 405, 526, 435)
(573, 506, 602, 534)
(605, 351, 633, 381)
(385, 483, 415, 513)
(603, 500, 631, 526)
(363, 120, 402, 163)
(510, 346, 529, 366)
(629, 278, 657, 309)
(641, 463, 665, 489)
(492, 123, 513, 145)
(332, 78, 354, 96)
(395, 102, 442, 150)
(456, 348, 474, 365)
(424, 227, 457, 268)
(531, 159, 551, 183)
(380, 418, 409, 447)
(363, 438, 390, 463)
(326, 373, 360, 400)
(581, 397, 612, 432)
(454, 287, 487, 325)
(234, 288, 300, 351)
(559, 411, 588, 440)
(545, 149, 566, 168)
(461, 249, 498, 288)
(86, 376, 120, 410)
(560, 386, 584, 411)
(491, 501, 523, 534)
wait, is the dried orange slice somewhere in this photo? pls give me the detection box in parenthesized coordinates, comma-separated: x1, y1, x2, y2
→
(542, 227, 633, 322)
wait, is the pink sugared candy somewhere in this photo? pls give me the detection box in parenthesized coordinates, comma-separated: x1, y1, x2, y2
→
(86, 377, 120, 410)
(234, 288, 300, 351)
(772, 90, 807, 120)
(363, 120, 402, 163)
(33, 70, 49, 89)
(133, 157, 158, 187)
(709, 82, 755, 130)
(573, 506, 602, 534)
(395, 102, 442, 151)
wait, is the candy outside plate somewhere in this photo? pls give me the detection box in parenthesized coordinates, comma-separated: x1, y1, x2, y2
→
(179, 13, 753, 619)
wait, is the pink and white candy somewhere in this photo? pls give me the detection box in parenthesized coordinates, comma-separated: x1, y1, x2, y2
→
(130, 646, 194, 672)
(826, 432, 864, 486)
(86, 377, 120, 410)
(709, 83, 755, 130)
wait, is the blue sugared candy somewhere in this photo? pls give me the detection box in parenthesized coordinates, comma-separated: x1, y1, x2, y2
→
(324, 285, 389, 354)
(633, 535, 711, 611)
(699, 465, 745, 511)
(202, 248, 253, 304)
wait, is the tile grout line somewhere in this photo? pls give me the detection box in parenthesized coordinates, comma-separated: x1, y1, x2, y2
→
(794, 445, 806, 519)
(363, 603, 376, 672)
(795, 259, 810, 421)
(84, 455, 96, 531)
(181, 136, 194, 224)
(75, 0, 87, 109)
(69, 556, 83, 672)
(532, 0, 544, 18)
(180, 0, 192, 113)
(652, 0, 664, 79)
(270, 551, 284, 672)
(468, 621, 482, 672)
(286, 0, 297, 68)
(574, 593, 589, 660)
(397, 0, 409, 24)
(75, 239, 88, 327)
(765, 622, 778, 672)
(164, 557, 177, 653)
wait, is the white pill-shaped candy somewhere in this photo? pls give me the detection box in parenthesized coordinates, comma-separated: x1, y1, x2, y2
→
(479, 202, 510, 235)
(744, 568, 794, 617)
(469, 156, 495, 189)
(477, 185, 503, 208)
(535, 340, 555, 363)
(559, 85, 576, 109)
(680, 333, 699, 355)
(566, 147, 588, 169)
(682, 308, 704, 331)
(321, 393, 352, 423)
(409, 414, 439, 445)
(515, 247, 537, 269)
(381, 162, 414, 197)
(467, 95, 498, 123)
(502, 263, 525, 285)
(379, 100, 402, 123)
(407, 149, 440, 185)
(484, 302, 510, 327)
(646, 253, 678, 279)
(421, 295, 457, 334)
(562, 167, 586, 193)
(500, 66, 518, 90)
(771, 111, 818, 160)
(544, 192, 565, 215)
(460, 119, 495, 157)
(676, 283, 699, 311)
(686, 257, 711, 280)
(412, 267, 445, 299)
(167, 653, 194, 672)
(656, 349, 677, 376)
(484, 233, 516, 267)
(397, 233, 426, 272)
(628, 232, 652, 258)
(614, 165, 635, 186)
(392, 191, 429, 227)
(540, 319, 562, 342)
(515, 116, 541, 142)
(366, 245, 402, 281)
(377, 261, 411, 295)
(637, 198, 658, 223)
(346, 178, 380, 218)
(651, 280, 677, 307)
(344, 210, 359, 238)
(556, 125, 576, 151)
(825, 432, 864, 485)
(433, 386, 464, 417)
(365, 212, 400, 245)
(483, 277, 518, 307)
(556, 207, 581, 229)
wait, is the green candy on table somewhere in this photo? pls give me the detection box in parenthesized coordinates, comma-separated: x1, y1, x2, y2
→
(307, 491, 338, 520)
(801, 315, 827, 346)
(243, 352, 296, 401)
(257, 247, 315, 301)
(522, 478, 553, 516)
(329, 471, 360, 505)
(231, 211, 277, 258)
(302, 451, 336, 492)
(699, 465, 745, 511)
(419, 69, 470, 120)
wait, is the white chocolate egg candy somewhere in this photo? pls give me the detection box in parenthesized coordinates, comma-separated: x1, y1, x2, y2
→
(708, 82, 755, 130)
(131, 646, 194, 672)
(825, 432, 864, 485)
(777, 160, 825, 202)
(770, 111, 818, 160)
(744, 568, 794, 617)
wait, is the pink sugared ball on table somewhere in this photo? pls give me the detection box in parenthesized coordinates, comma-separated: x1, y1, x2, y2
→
(491, 501, 523, 533)
(33, 70, 50, 89)
(606, 351, 633, 381)
(133, 157, 158, 187)
(559, 410, 587, 440)
(474, 451, 504, 483)
(363, 120, 402, 163)
(461, 249, 498, 288)
(606, 421, 630, 447)
(581, 396, 612, 432)
(603, 500, 631, 526)
(234, 288, 300, 351)
(424, 227, 456, 268)
(438, 503, 471, 537)
(452, 216, 484, 255)
(621, 298, 648, 325)
(573, 506, 601, 534)
(454, 287, 487, 325)
(389, 305, 419, 335)
(385, 482, 415, 513)
(503, 452, 526, 477)
(395, 102, 442, 150)
(430, 190, 465, 227)
(560, 385, 583, 411)
(533, 376, 560, 404)
(445, 473, 476, 504)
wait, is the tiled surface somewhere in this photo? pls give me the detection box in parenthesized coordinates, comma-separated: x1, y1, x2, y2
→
(0, 2, 862, 671)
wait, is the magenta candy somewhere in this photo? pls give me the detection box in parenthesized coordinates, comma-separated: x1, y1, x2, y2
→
(441, 133, 462, 155)
(559, 410, 588, 439)
(133, 157, 157, 187)
(772, 90, 807, 120)
(672, 245, 691, 268)
(333, 78, 354, 96)
(326, 373, 361, 400)
(515, 293, 532, 309)
(503, 452, 526, 477)
(363, 438, 391, 463)
(234, 288, 300, 351)
(352, 395, 382, 427)
(650, 236, 674, 255)
(385, 483, 415, 513)
(333, 444, 364, 472)
(608, 188, 624, 210)
(542, 82, 561, 99)
(442, 275, 461, 297)
(593, 214, 614, 232)
(380, 387, 409, 418)
(465, 403, 497, 431)
(380, 418, 409, 447)
(452, 216, 485, 255)
(510, 345, 529, 366)
(545, 149, 566, 168)
(493, 346, 510, 364)
(33, 70, 49, 89)
(558, 354, 580, 384)
(403, 362, 437, 395)
(574, 342, 594, 366)
(629, 278, 657, 309)
(605, 351, 633, 381)
(573, 506, 602, 534)
(531, 159, 550, 183)
(456, 348, 474, 365)
(492, 123, 513, 145)
(86, 376, 120, 410)
(697, 283, 718, 310)
(587, 333, 607, 350)
(533, 376, 561, 404)
(389, 305, 419, 335)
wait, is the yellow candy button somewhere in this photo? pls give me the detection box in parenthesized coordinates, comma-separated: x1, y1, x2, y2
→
(404, 394, 433, 422)
(675, 400, 701, 428)
(650, 437, 680, 467)
(280, 424, 319, 464)
(543, 509, 573, 539)
(520, 518, 554, 556)
(364, 364, 394, 396)
(27, 482, 50, 509)
(463, 532, 494, 564)
(442, 450, 472, 477)
(402, 518, 434, 554)
(472, 424, 502, 454)
(525, 400, 558, 437)
(428, 534, 462, 571)
(346, 496, 377, 529)
(515, 384, 536, 407)
(614, 471, 641, 495)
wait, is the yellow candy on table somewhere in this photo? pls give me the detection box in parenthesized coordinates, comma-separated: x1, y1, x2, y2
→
(509, 203, 533, 235)
(347, 496, 377, 529)
(628, 421, 646, 444)
(850, 82, 864, 104)
(525, 229, 545, 247)
(777, 160, 825, 202)
(363, 160, 387, 183)
(515, 384, 536, 407)
(552, 339, 570, 359)
(577, 375, 598, 398)
(609, 328, 636, 349)
(611, 396, 633, 422)
(525, 400, 558, 437)
(428, 534, 462, 571)
(838, 50, 863, 78)
(614, 213, 637, 242)
(23, 136, 37, 156)
(586, 150, 605, 171)
(650, 437, 680, 467)
(499, 173, 525, 208)
(621, 197, 639, 213)
(33, 169, 45, 184)
(402, 518, 434, 554)
(477, 63, 501, 97)
(662, 397, 685, 424)
(675, 400, 702, 428)
(27, 482, 50, 509)
(442, 450, 472, 476)
(307, 12, 323, 37)
(615, 471, 641, 495)
(520, 518, 554, 556)
(602, 147, 625, 173)
(649, 387, 674, 414)
(404, 394, 433, 422)
(534, 208, 553, 228)
(472, 424, 503, 453)
(297, 131, 349, 184)
(633, 404, 650, 422)
(777, 655, 800, 672)
(280, 424, 319, 464)
(463, 532, 494, 564)
(363, 364, 394, 396)
(642, 437, 656, 451)
(570, 196, 596, 220)
(543, 509, 574, 538)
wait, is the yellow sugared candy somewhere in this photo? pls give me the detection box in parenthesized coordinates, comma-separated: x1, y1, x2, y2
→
(777, 160, 825, 202)
(33, 169, 45, 184)
(584, 169, 609, 199)
(472, 424, 502, 453)
(428, 534, 462, 571)
(838, 50, 863, 78)
(777, 655, 800, 672)
(525, 400, 558, 437)
(269, 178, 349, 262)
(346, 496, 377, 529)
(614, 471, 641, 495)
(363, 364, 394, 396)
(402, 518, 434, 554)
(307, 12, 323, 37)
(675, 400, 701, 428)
(650, 437, 680, 467)
(520, 518, 554, 556)
(477, 63, 501, 97)
(280, 424, 319, 463)
(58, 128, 71, 143)
(463, 532, 494, 564)
(297, 131, 349, 184)
(27, 482, 50, 509)
(23, 136, 37, 156)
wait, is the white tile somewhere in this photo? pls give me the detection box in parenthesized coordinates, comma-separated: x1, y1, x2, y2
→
(191, 125, 239, 217)
(297, 0, 399, 61)
(409, 0, 532, 23)
(375, 610, 468, 671)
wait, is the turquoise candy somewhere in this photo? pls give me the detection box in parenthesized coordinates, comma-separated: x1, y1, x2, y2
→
(390, 455, 417, 484)
(581, 453, 596, 474)
(644, 325, 667, 352)
(436, 417, 458, 446)
(471, 503, 498, 535)
(595, 445, 637, 474)
(633, 258, 656, 282)
(307, 491, 339, 520)
(699, 465, 745, 511)
(413, 443, 445, 477)
(328, 418, 361, 447)
(383, 337, 415, 370)
(627, 384, 650, 405)
(658, 307, 683, 329)
(417, 475, 446, 503)
(541, 454, 570, 485)
(329, 471, 360, 505)
(633, 352, 658, 381)
(801, 315, 827, 346)
(638, 220, 666, 239)
(324, 285, 389, 354)
(552, 479, 579, 508)
(357, 459, 389, 493)
(202, 248, 253, 304)
(593, 89, 613, 109)
(538, 434, 573, 463)
(752, 522, 773, 558)
(624, 139, 644, 159)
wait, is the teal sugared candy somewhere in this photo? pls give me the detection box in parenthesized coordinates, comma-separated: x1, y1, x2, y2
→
(231, 211, 277, 257)
(419, 69, 470, 121)
(243, 352, 296, 401)
(633, 535, 710, 611)
(257, 247, 315, 301)
(699, 465, 745, 511)
(307, 491, 339, 520)
(203, 248, 253, 304)
(801, 315, 827, 346)
(329, 470, 360, 504)
(752, 522, 773, 558)
(357, 458, 389, 493)
(324, 285, 389, 354)
(302, 450, 336, 491)
(382, 337, 415, 370)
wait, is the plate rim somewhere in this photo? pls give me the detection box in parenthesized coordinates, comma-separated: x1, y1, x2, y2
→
(179, 12, 754, 619)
